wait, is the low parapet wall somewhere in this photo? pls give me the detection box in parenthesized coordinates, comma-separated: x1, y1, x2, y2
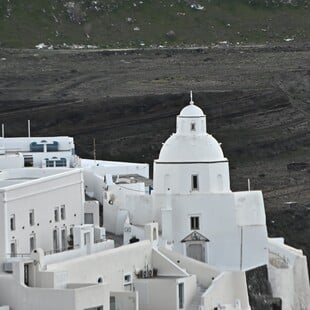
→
(0, 274, 108, 310)
(159, 247, 219, 287)
(159, 247, 250, 309)
(267, 238, 310, 310)
(202, 272, 250, 310)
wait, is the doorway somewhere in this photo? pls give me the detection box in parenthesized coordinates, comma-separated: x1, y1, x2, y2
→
(187, 243, 204, 262)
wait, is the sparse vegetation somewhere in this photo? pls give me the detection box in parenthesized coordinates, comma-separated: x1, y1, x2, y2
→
(0, 0, 309, 48)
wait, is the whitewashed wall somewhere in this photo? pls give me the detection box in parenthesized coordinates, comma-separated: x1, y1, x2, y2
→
(134, 275, 196, 310)
(267, 239, 310, 310)
(0, 154, 24, 169)
(0, 169, 84, 260)
(111, 291, 138, 310)
(44, 241, 153, 291)
(159, 247, 220, 287)
(202, 271, 250, 309)
(0, 262, 108, 310)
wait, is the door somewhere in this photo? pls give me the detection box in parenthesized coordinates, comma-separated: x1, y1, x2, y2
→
(84, 232, 91, 254)
(53, 229, 59, 252)
(24, 264, 29, 286)
(178, 283, 184, 309)
(187, 243, 204, 262)
(61, 229, 67, 251)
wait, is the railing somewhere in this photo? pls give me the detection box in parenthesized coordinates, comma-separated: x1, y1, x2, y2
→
(94, 235, 107, 244)
(5, 252, 31, 259)
(44, 246, 77, 256)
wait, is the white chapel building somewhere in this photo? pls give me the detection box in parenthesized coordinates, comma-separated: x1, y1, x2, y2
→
(149, 97, 267, 271)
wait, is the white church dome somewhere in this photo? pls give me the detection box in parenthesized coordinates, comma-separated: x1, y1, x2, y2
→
(158, 94, 225, 162)
(158, 133, 224, 162)
(179, 104, 204, 117)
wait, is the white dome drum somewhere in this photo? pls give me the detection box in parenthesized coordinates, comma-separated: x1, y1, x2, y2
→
(154, 95, 230, 195)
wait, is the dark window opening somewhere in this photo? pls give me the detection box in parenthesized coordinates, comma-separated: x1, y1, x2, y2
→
(30, 235, 36, 252)
(53, 229, 59, 252)
(24, 155, 33, 167)
(29, 210, 35, 226)
(54, 208, 59, 222)
(190, 216, 200, 230)
(60, 205, 66, 220)
(178, 283, 184, 309)
(61, 229, 67, 251)
(192, 175, 199, 190)
(10, 215, 15, 231)
(10, 241, 17, 257)
(191, 122, 196, 131)
(129, 236, 140, 244)
(124, 274, 131, 283)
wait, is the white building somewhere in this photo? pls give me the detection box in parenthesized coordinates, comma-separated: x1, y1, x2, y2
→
(153, 100, 269, 271)
(0, 167, 115, 310)
(0, 168, 85, 262)
(0, 234, 251, 310)
(82, 159, 150, 234)
(0, 96, 308, 310)
(0, 136, 78, 169)
(114, 99, 268, 271)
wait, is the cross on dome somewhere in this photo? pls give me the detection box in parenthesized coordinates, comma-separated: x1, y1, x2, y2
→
(190, 90, 194, 105)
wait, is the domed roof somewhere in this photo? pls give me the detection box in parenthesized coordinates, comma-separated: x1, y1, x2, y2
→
(158, 134, 225, 162)
(179, 104, 204, 117)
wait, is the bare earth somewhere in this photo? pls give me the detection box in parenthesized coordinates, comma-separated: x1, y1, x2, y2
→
(0, 44, 309, 264)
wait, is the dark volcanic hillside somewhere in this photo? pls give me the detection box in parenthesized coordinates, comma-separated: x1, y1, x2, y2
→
(0, 45, 309, 264)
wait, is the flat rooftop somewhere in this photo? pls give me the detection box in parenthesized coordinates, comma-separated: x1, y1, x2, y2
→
(0, 168, 76, 189)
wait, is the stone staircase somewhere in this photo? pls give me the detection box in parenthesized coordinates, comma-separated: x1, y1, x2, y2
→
(189, 284, 206, 310)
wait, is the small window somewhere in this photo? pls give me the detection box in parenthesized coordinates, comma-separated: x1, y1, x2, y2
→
(153, 227, 157, 241)
(68, 227, 74, 249)
(10, 215, 16, 231)
(61, 229, 67, 251)
(24, 155, 33, 167)
(84, 213, 94, 224)
(123, 273, 132, 286)
(54, 208, 59, 222)
(30, 235, 36, 252)
(191, 175, 199, 191)
(190, 216, 200, 230)
(53, 229, 59, 252)
(10, 241, 17, 257)
(191, 122, 196, 131)
(178, 282, 184, 309)
(60, 205, 66, 220)
(110, 296, 116, 310)
(29, 210, 35, 226)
